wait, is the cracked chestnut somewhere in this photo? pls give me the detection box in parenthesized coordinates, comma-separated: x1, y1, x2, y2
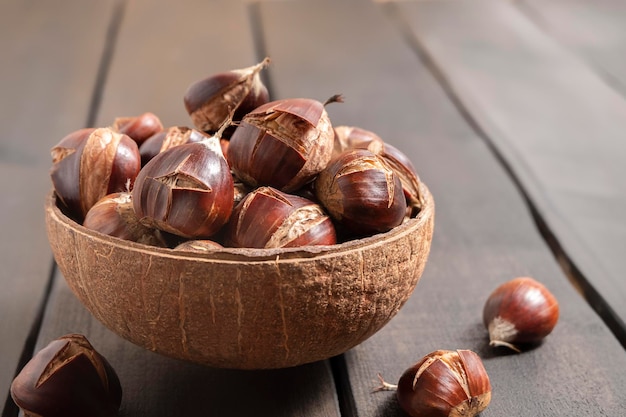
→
(10, 334, 122, 417)
(333, 126, 423, 214)
(332, 125, 384, 159)
(184, 58, 270, 132)
(50, 127, 141, 220)
(111, 111, 163, 145)
(138, 126, 209, 166)
(83, 192, 167, 247)
(224, 186, 336, 248)
(314, 148, 407, 237)
(132, 134, 233, 238)
(227, 97, 336, 192)
(389, 349, 491, 417)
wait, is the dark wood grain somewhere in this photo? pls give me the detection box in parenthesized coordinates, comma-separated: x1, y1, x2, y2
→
(259, 0, 626, 415)
(396, 0, 626, 341)
(519, 0, 626, 92)
(0, 0, 116, 408)
(28, 0, 341, 415)
(32, 275, 340, 417)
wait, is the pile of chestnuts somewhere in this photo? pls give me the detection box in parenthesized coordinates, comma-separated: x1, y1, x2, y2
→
(49, 58, 424, 251)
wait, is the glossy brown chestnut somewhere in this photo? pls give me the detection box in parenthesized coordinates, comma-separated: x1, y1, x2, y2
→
(224, 186, 336, 248)
(332, 126, 423, 214)
(139, 126, 208, 166)
(50, 127, 141, 220)
(396, 349, 491, 417)
(370, 141, 424, 215)
(184, 58, 270, 132)
(10, 334, 122, 417)
(83, 192, 167, 247)
(132, 135, 234, 238)
(483, 276, 559, 352)
(332, 125, 384, 159)
(314, 149, 407, 237)
(111, 111, 163, 145)
(227, 97, 335, 192)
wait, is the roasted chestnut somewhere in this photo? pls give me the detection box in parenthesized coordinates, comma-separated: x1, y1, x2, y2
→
(139, 126, 207, 166)
(224, 186, 336, 248)
(332, 125, 384, 159)
(227, 97, 336, 192)
(83, 192, 167, 247)
(132, 135, 233, 238)
(111, 111, 164, 145)
(396, 350, 491, 417)
(184, 58, 270, 132)
(50, 127, 141, 220)
(314, 149, 407, 237)
(10, 334, 122, 417)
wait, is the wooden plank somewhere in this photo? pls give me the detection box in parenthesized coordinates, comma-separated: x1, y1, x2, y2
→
(259, 0, 626, 415)
(519, 0, 626, 90)
(397, 0, 626, 340)
(31, 0, 341, 415)
(33, 275, 340, 417)
(0, 0, 116, 409)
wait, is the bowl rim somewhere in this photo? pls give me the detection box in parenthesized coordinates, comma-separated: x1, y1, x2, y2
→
(45, 183, 433, 263)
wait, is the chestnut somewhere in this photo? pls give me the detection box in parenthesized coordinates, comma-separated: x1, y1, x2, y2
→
(83, 192, 167, 247)
(224, 186, 336, 248)
(332, 125, 384, 159)
(483, 276, 559, 352)
(333, 126, 423, 214)
(370, 141, 424, 215)
(227, 97, 336, 192)
(376, 350, 491, 417)
(139, 126, 207, 166)
(111, 111, 164, 145)
(314, 149, 407, 237)
(184, 58, 270, 132)
(132, 134, 234, 239)
(10, 334, 122, 417)
(398, 350, 491, 417)
(50, 127, 141, 220)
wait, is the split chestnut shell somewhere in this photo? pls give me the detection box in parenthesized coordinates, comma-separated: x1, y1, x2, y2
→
(227, 97, 335, 192)
(224, 186, 337, 249)
(45, 182, 434, 369)
(315, 149, 407, 237)
(132, 135, 234, 238)
(184, 59, 269, 132)
(397, 350, 491, 417)
(50, 127, 141, 220)
(10, 334, 122, 417)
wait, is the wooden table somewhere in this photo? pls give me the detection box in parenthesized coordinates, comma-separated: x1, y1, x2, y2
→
(2, 0, 626, 415)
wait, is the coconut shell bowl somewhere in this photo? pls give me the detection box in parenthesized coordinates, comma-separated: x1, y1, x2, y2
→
(44, 182, 434, 370)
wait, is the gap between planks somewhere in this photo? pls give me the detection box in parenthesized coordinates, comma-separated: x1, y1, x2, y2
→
(380, 0, 626, 349)
(1, 2, 128, 416)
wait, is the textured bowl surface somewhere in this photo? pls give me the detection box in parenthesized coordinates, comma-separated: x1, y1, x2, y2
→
(45, 184, 434, 369)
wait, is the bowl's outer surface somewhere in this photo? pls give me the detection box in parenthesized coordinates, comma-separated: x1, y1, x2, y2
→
(45, 185, 434, 369)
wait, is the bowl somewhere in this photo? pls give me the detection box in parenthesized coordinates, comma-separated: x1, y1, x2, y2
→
(45, 184, 434, 369)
